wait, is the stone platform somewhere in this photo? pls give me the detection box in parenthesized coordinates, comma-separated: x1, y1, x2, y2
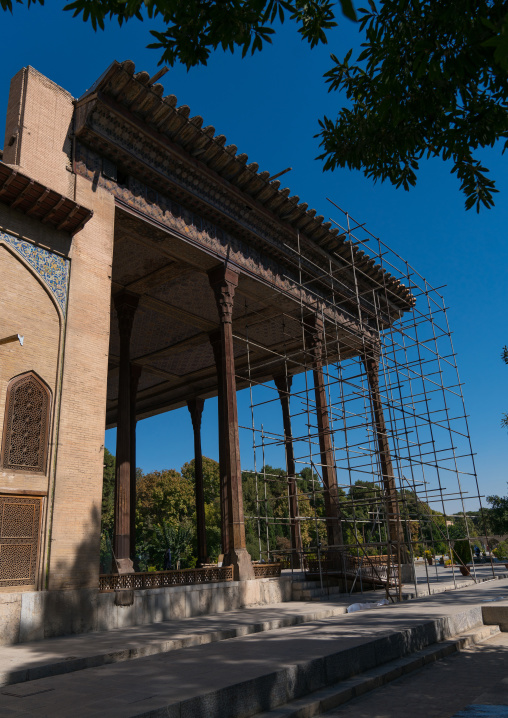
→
(0, 578, 506, 717)
(0, 576, 292, 646)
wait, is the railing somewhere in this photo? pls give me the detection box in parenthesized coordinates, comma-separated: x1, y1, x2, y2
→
(306, 553, 400, 588)
(253, 563, 282, 578)
(99, 565, 233, 592)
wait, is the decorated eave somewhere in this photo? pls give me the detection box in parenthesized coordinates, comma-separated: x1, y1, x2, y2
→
(0, 163, 93, 235)
(76, 59, 414, 311)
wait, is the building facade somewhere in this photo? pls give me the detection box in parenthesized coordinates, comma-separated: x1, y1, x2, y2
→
(0, 62, 420, 642)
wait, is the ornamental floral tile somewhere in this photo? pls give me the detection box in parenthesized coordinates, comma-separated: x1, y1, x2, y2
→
(0, 231, 69, 315)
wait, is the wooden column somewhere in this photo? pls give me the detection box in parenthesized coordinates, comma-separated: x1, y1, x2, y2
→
(306, 314, 344, 552)
(209, 330, 229, 557)
(113, 292, 139, 572)
(208, 264, 254, 581)
(187, 398, 207, 567)
(274, 374, 303, 569)
(129, 363, 142, 563)
(363, 350, 408, 563)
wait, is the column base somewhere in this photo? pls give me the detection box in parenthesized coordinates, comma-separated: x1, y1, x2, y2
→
(113, 558, 135, 574)
(400, 562, 416, 584)
(226, 548, 254, 581)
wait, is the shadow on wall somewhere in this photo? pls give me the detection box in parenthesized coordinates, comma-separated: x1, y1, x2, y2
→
(0, 504, 102, 646)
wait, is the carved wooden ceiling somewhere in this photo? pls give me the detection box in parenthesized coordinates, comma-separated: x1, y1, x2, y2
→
(106, 208, 366, 427)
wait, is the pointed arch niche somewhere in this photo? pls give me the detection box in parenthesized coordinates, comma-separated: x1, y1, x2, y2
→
(1, 372, 52, 473)
(0, 238, 66, 480)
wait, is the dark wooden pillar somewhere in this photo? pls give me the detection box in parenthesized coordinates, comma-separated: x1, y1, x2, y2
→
(208, 264, 254, 581)
(306, 314, 344, 552)
(129, 363, 142, 563)
(187, 398, 207, 567)
(273, 374, 303, 569)
(113, 292, 139, 572)
(209, 330, 229, 558)
(363, 350, 409, 564)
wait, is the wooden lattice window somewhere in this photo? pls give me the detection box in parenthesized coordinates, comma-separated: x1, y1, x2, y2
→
(1, 372, 51, 473)
(0, 496, 41, 587)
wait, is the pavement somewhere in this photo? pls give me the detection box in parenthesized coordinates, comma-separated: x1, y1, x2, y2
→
(320, 630, 508, 718)
(0, 577, 507, 717)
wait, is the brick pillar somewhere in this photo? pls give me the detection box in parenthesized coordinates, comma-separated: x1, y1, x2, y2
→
(305, 314, 344, 552)
(209, 330, 229, 558)
(187, 398, 207, 567)
(208, 265, 253, 581)
(363, 350, 409, 566)
(113, 292, 139, 572)
(130, 363, 142, 563)
(273, 374, 303, 569)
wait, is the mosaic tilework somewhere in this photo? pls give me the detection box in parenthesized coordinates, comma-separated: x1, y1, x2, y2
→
(0, 232, 69, 315)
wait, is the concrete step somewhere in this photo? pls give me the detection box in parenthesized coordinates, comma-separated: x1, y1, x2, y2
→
(253, 624, 501, 718)
(481, 599, 508, 631)
(291, 580, 341, 591)
(0, 599, 355, 689)
(292, 584, 360, 601)
(1, 580, 507, 718)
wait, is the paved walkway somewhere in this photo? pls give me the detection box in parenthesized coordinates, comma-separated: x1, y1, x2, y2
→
(0, 578, 507, 717)
(321, 631, 508, 718)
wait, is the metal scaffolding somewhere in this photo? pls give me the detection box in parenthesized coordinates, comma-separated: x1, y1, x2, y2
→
(234, 197, 494, 601)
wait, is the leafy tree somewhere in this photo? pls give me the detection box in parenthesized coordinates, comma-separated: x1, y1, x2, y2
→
(3, 0, 356, 69)
(317, 0, 508, 211)
(486, 483, 508, 534)
(135, 469, 196, 568)
(181, 456, 220, 505)
(101, 447, 116, 535)
(181, 456, 222, 559)
(99, 448, 115, 572)
(136, 468, 195, 526)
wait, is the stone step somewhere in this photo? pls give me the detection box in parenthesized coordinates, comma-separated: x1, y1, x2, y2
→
(1, 579, 507, 718)
(481, 599, 508, 631)
(253, 624, 501, 718)
(291, 580, 342, 592)
(292, 584, 360, 601)
(0, 599, 355, 689)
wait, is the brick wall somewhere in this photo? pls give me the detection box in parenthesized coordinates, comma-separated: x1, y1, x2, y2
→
(1, 66, 115, 591)
(47, 177, 114, 590)
(3, 66, 74, 198)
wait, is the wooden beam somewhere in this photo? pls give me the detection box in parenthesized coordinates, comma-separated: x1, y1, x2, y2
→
(141, 295, 215, 331)
(124, 261, 195, 294)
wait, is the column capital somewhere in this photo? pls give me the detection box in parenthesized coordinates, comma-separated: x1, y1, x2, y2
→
(304, 313, 324, 363)
(273, 373, 293, 397)
(208, 264, 239, 324)
(187, 397, 205, 432)
(114, 292, 140, 340)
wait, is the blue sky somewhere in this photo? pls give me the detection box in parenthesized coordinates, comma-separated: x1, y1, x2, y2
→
(1, 4, 506, 500)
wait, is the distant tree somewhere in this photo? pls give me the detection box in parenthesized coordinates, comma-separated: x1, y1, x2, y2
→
(137, 469, 194, 527)
(181, 456, 222, 560)
(135, 469, 195, 568)
(101, 447, 116, 536)
(486, 484, 508, 535)
(318, 0, 508, 211)
(181, 456, 220, 504)
(99, 447, 116, 572)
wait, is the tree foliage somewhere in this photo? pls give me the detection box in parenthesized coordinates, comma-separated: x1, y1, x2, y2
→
(2, 0, 356, 69)
(486, 483, 508, 535)
(317, 0, 508, 211)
